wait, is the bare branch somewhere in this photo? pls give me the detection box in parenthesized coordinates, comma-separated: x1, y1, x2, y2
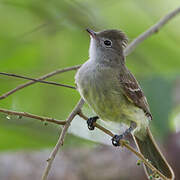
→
(0, 108, 66, 125)
(77, 111, 114, 137)
(0, 65, 80, 100)
(0, 72, 76, 89)
(77, 111, 169, 180)
(124, 7, 180, 56)
(41, 98, 85, 180)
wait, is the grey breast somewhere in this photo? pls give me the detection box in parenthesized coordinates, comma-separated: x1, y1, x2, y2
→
(76, 60, 125, 121)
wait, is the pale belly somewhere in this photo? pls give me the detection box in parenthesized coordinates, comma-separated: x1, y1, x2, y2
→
(76, 62, 144, 125)
(84, 84, 129, 123)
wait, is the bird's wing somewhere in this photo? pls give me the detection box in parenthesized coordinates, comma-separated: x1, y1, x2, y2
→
(119, 67, 152, 119)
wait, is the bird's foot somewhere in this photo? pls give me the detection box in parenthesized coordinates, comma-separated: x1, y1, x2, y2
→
(112, 122, 136, 147)
(112, 134, 124, 147)
(87, 116, 99, 130)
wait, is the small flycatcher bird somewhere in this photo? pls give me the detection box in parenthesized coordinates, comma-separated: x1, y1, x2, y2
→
(75, 28, 174, 179)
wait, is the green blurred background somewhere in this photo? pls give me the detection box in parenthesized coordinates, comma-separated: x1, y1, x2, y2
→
(0, 0, 180, 179)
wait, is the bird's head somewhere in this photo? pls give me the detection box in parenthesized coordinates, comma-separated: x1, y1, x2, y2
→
(86, 28, 128, 64)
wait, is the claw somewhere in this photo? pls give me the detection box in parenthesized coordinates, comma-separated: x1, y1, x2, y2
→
(87, 116, 99, 130)
(112, 134, 123, 146)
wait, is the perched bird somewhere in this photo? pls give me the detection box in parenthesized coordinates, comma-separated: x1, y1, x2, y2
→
(75, 28, 174, 179)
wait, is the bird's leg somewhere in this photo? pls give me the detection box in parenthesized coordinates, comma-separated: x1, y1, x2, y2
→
(87, 116, 99, 130)
(112, 122, 137, 146)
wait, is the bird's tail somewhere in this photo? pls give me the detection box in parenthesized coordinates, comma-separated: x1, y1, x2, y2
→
(134, 128, 174, 180)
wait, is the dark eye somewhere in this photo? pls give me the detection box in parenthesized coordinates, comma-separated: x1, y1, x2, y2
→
(104, 40, 112, 47)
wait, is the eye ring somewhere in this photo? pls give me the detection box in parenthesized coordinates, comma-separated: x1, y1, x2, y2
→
(104, 39, 112, 47)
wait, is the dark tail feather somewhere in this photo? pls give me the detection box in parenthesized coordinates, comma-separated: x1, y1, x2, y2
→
(134, 128, 174, 179)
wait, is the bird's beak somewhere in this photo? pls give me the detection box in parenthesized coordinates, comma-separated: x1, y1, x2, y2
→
(86, 28, 96, 39)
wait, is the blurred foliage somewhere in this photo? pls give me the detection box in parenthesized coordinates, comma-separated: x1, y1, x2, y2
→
(0, 0, 180, 150)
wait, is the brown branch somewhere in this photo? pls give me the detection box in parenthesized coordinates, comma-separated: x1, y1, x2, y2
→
(0, 65, 81, 100)
(0, 108, 66, 125)
(77, 111, 168, 180)
(124, 7, 180, 56)
(78, 111, 114, 137)
(41, 98, 85, 180)
(0, 72, 76, 89)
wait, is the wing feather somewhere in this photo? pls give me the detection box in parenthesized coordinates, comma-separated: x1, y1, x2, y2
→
(119, 68, 152, 120)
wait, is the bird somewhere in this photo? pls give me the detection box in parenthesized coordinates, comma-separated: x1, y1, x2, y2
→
(75, 28, 174, 180)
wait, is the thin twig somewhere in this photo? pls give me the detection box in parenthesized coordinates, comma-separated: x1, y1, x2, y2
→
(0, 72, 76, 89)
(77, 111, 168, 180)
(124, 7, 180, 56)
(0, 108, 66, 125)
(41, 98, 85, 180)
(77, 111, 114, 137)
(0, 65, 81, 100)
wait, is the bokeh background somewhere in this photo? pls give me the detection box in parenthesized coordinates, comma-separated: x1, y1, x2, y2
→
(0, 0, 180, 179)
